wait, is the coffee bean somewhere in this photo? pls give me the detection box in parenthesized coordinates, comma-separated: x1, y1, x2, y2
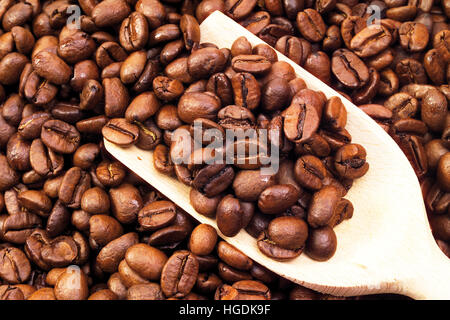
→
(0, 247, 31, 284)
(334, 144, 369, 179)
(189, 224, 217, 256)
(41, 120, 80, 154)
(305, 226, 337, 261)
(160, 250, 198, 298)
(296, 9, 326, 42)
(332, 49, 369, 88)
(102, 118, 139, 147)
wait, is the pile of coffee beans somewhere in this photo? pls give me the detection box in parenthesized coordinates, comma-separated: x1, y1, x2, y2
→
(103, 33, 370, 262)
(0, 0, 447, 301)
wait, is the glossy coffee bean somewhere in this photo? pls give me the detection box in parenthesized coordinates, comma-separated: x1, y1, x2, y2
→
(160, 250, 199, 298)
(258, 184, 300, 215)
(189, 224, 217, 256)
(294, 155, 327, 191)
(41, 120, 80, 154)
(305, 226, 337, 261)
(102, 118, 139, 147)
(334, 144, 369, 179)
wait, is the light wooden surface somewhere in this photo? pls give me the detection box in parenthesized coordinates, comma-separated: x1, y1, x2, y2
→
(104, 11, 450, 299)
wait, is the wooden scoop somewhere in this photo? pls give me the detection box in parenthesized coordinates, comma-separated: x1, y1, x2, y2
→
(104, 11, 450, 299)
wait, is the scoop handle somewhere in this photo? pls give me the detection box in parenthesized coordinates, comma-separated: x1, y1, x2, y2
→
(400, 247, 450, 300)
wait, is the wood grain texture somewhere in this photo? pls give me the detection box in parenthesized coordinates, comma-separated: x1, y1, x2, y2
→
(104, 11, 450, 299)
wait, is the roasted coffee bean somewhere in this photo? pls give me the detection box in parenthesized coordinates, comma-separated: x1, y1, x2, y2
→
(334, 144, 369, 179)
(96, 161, 126, 188)
(138, 200, 176, 232)
(294, 155, 327, 191)
(119, 12, 149, 52)
(399, 22, 429, 52)
(0, 155, 20, 192)
(180, 14, 200, 50)
(102, 118, 139, 147)
(231, 72, 261, 110)
(252, 43, 278, 63)
(189, 224, 217, 256)
(0, 247, 31, 284)
(97, 232, 139, 273)
(217, 104, 255, 131)
(307, 186, 341, 228)
(231, 37, 252, 57)
(267, 216, 308, 250)
(17, 190, 52, 217)
(384, 93, 419, 120)
(296, 9, 326, 42)
(125, 243, 168, 281)
(257, 231, 303, 260)
(332, 49, 369, 89)
(231, 55, 271, 75)
(258, 184, 300, 215)
(421, 89, 447, 132)
(233, 170, 276, 202)
(192, 164, 235, 197)
(54, 267, 89, 300)
(188, 47, 227, 80)
(350, 25, 392, 58)
(46, 200, 70, 237)
(6, 133, 31, 171)
(189, 188, 222, 218)
(261, 78, 291, 112)
(305, 226, 337, 261)
(59, 167, 91, 209)
(178, 92, 221, 123)
(41, 120, 80, 154)
(393, 134, 428, 178)
(89, 215, 124, 249)
(396, 58, 428, 85)
(160, 250, 198, 298)
(283, 102, 320, 143)
(216, 195, 243, 237)
(323, 97, 347, 131)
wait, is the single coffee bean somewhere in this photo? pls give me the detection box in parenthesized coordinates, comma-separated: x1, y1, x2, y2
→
(350, 24, 392, 58)
(334, 144, 369, 179)
(59, 167, 91, 209)
(296, 9, 326, 42)
(138, 200, 176, 231)
(192, 164, 235, 198)
(399, 21, 429, 52)
(332, 49, 369, 88)
(216, 195, 243, 237)
(40, 120, 80, 155)
(160, 250, 199, 298)
(0, 247, 31, 284)
(307, 186, 341, 228)
(119, 12, 149, 51)
(180, 14, 200, 50)
(178, 92, 221, 124)
(54, 267, 89, 300)
(294, 155, 327, 190)
(96, 232, 139, 273)
(89, 215, 124, 249)
(231, 55, 272, 75)
(231, 72, 261, 110)
(283, 102, 320, 143)
(96, 161, 126, 188)
(258, 184, 300, 215)
(189, 224, 217, 256)
(125, 243, 168, 281)
(305, 226, 337, 261)
(102, 118, 139, 147)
